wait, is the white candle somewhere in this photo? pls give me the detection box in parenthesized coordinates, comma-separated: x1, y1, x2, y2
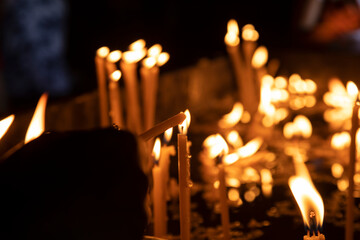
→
(95, 46, 110, 128)
(177, 110, 191, 240)
(108, 70, 124, 128)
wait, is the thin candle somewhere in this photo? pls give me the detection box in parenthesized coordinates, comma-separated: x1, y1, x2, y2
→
(177, 109, 191, 240)
(108, 70, 124, 128)
(0, 115, 15, 141)
(95, 46, 111, 128)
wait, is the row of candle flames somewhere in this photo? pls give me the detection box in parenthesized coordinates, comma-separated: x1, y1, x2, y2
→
(0, 19, 359, 240)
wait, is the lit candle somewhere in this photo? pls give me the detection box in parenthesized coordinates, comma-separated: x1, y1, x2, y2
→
(225, 19, 258, 116)
(160, 127, 175, 195)
(177, 110, 191, 240)
(152, 138, 166, 237)
(95, 46, 111, 128)
(105, 50, 122, 74)
(0, 114, 15, 141)
(108, 70, 124, 128)
(251, 45, 268, 88)
(120, 47, 146, 134)
(346, 99, 359, 240)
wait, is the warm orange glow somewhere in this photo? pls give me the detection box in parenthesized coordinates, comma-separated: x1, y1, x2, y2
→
(123, 50, 146, 64)
(242, 24, 259, 41)
(331, 163, 344, 178)
(251, 46, 268, 68)
(289, 176, 324, 228)
(223, 153, 240, 165)
(152, 137, 161, 162)
(129, 39, 146, 51)
(164, 127, 173, 143)
(203, 134, 229, 159)
(331, 131, 350, 150)
(157, 52, 170, 66)
(226, 130, 243, 149)
(225, 19, 240, 46)
(228, 188, 240, 201)
(148, 44, 162, 58)
(142, 57, 157, 68)
(218, 102, 244, 128)
(227, 178, 241, 188)
(304, 79, 317, 94)
(274, 76, 288, 89)
(96, 46, 110, 58)
(25, 93, 48, 144)
(110, 70, 121, 82)
(260, 169, 273, 184)
(236, 137, 263, 158)
(178, 109, 191, 135)
(346, 81, 358, 100)
(283, 115, 312, 139)
(0, 114, 15, 140)
(107, 50, 122, 62)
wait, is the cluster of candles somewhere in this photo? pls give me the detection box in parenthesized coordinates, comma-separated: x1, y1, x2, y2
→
(0, 18, 360, 240)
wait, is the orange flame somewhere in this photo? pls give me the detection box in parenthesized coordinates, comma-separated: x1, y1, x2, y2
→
(242, 24, 259, 41)
(218, 102, 244, 128)
(110, 70, 122, 82)
(226, 130, 243, 149)
(225, 19, 240, 46)
(0, 114, 15, 140)
(178, 109, 191, 135)
(283, 115, 312, 139)
(203, 134, 229, 159)
(142, 57, 157, 68)
(148, 44, 162, 58)
(123, 50, 147, 64)
(164, 127, 173, 143)
(236, 137, 263, 158)
(107, 50, 122, 62)
(331, 131, 350, 150)
(25, 93, 48, 144)
(251, 46, 268, 68)
(129, 39, 146, 51)
(157, 52, 170, 66)
(152, 137, 161, 162)
(96, 46, 110, 58)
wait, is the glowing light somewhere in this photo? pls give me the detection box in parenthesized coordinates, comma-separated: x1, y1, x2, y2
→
(123, 50, 147, 64)
(142, 57, 157, 68)
(157, 52, 170, 66)
(129, 39, 146, 51)
(242, 24, 259, 41)
(164, 127, 173, 143)
(96, 46, 110, 58)
(260, 169, 273, 184)
(237, 137, 263, 158)
(110, 70, 121, 82)
(218, 102, 244, 128)
(225, 19, 240, 46)
(283, 115, 312, 139)
(107, 50, 122, 62)
(331, 131, 350, 150)
(244, 190, 256, 202)
(152, 137, 161, 162)
(226, 130, 243, 149)
(0, 114, 15, 140)
(228, 188, 240, 201)
(337, 178, 349, 191)
(346, 81, 358, 100)
(289, 176, 324, 228)
(331, 163, 344, 178)
(203, 134, 229, 159)
(178, 109, 191, 135)
(223, 153, 240, 165)
(25, 93, 48, 144)
(274, 76, 288, 89)
(148, 44, 162, 58)
(251, 46, 268, 69)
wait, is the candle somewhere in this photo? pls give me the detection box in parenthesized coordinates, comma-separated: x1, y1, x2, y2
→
(0, 114, 15, 141)
(345, 99, 359, 240)
(120, 48, 146, 134)
(141, 57, 159, 131)
(177, 110, 191, 240)
(152, 138, 167, 237)
(225, 19, 258, 116)
(161, 127, 175, 196)
(105, 50, 121, 74)
(251, 45, 268, 88)
(108, 70, 124, 128)
(95, 46, 111, 128)
(139, 112, 186, 141)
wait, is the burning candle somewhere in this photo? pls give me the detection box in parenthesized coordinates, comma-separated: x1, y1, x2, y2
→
(0, 114, 15, 141)
(25, 92, 48, 144)
(218, 102, 244, 128)
(120, 46, 146, 134)
(161, 127, 175, 193)
(106, 50, 122, 74)
(225, 20, 258, 116)
(177, 109, 191, 240)
(95, 46, 111, 128)
(152, 137, 167, 237)
(346, 99, 359, 240)
(108, 70, 124, 128)
(251, 45, 268, 87)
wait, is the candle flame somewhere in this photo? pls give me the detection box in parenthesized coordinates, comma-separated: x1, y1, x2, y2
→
(178, 109, 191, 135)
(242, 24, 259, 41)
(289, 176, 324, 229)
(218, 102, 244, 128)
(123, 50, 147, 64)
(157, 52, 170, 66)
(129, 39, 146, 51)
(251, 46, 268, 68)
(331, 131, 350, 150)
(148, 44, 162, 58)
(25, 93, 48, 144)
(331, 163, 344, 178)
(152, 137, 161, 163)
(346, 81, 358, 100)
(107, 50, 122, 63)
(283, 115, 312, 139)
(203, 134, 229, 159)
(164, 127, 173, 143)
(237, 137, 263, 158)
(143, 57, 157, 68)
(225, 19, 240, 46)
(110, 70, 121, 82)
(226, 130, 243, 149)
(0, 114, 15, 140)
(96, 46, 110, 58)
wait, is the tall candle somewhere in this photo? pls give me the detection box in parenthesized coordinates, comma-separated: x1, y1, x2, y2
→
(0, 114, 15, 141)
(251, 45, 268, 89)
(108, 70, 124, 128)
(345, 100, 359, 240)
(225, 20, 258, 116)
(120, 49, 146, 134)
(152, 138, 167, 237)
(177, 110, 191, 240)
(218, 163, 231, 240)
(95, 46, 111, 128)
